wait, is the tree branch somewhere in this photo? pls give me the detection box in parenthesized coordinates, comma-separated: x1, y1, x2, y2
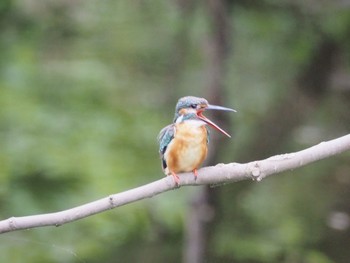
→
(1, 134, 350, 234)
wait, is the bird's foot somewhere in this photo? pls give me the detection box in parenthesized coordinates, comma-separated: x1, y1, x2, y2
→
(193, 169, 198, 180)
(170, 171, 180, 187)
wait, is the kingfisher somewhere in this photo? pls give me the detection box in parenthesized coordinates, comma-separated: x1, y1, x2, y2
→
(158, 96, 236, 185)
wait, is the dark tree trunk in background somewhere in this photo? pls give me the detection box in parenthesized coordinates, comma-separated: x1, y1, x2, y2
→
(183, 1, 233, 263)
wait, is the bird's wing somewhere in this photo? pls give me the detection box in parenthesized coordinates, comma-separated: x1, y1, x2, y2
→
(157, 124, 176, 170)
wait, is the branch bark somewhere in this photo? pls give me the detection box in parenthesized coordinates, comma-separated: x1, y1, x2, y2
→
(1, 134, 350, 234)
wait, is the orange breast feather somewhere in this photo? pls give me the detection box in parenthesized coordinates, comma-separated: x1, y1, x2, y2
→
(165, 122, 208, 174)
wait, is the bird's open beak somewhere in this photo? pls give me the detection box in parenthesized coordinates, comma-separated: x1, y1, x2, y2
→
(197, 104, 236, 138)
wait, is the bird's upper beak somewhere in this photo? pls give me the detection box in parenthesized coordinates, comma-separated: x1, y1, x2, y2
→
(197, 104, 236, 138)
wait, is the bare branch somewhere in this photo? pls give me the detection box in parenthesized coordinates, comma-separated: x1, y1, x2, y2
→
(1, 134, 350, 234)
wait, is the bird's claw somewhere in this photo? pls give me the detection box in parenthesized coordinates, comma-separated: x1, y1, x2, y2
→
(193, 169, 198, 180)
(171, 171, 180, 187)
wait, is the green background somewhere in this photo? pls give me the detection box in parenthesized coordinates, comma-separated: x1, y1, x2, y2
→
(1, 1, 350, 262)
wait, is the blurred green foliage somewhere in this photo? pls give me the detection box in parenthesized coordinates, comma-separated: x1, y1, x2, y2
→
(1, 0, 350, 262)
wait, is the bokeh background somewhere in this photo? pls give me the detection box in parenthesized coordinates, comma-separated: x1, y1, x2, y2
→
(1, 0, 350, 262)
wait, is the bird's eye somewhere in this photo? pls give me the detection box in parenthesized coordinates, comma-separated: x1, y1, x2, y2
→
(190, 104, 197, 109)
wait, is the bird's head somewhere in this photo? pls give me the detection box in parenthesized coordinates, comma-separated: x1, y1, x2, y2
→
(173, 96, 236, 137)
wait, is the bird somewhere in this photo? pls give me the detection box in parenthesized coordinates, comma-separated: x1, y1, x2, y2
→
(158, 96, 236, 185)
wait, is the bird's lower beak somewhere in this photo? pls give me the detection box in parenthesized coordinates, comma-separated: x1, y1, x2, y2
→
(197, 104, 236, 138)
(197, 113, 230, 137)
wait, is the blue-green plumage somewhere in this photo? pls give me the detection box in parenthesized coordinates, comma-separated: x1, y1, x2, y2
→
(173, 97, 209, 122)
(158, 124, 175, 170)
